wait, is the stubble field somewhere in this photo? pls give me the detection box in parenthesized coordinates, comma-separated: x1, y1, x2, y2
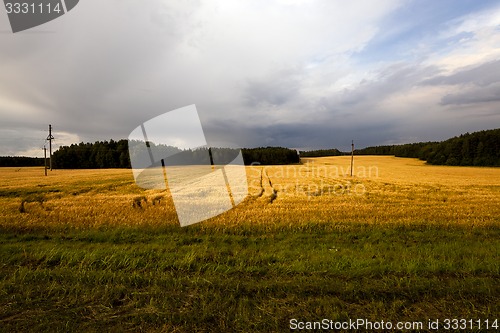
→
(0, 156, 499, 332)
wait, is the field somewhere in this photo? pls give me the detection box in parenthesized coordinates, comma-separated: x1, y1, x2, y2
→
(1, 156, 499, 332)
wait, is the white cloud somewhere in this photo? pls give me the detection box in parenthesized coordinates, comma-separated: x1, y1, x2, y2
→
(429, 5, 500, 73)
(442, 4, 500, 37)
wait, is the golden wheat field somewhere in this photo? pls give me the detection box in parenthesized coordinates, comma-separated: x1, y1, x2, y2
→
(1, 156, 499, 331)
(1, 156, 499, 229)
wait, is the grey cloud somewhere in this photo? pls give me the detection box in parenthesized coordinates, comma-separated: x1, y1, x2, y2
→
(0, 129, 46, 156)
(423, 59, 500, 87)
(1, 1, 500, 156)
(441, 83, 500, 105)
(243, 69, 302, 107)
(0, 127, 79, 156)
(203, 116, 398, 152)
(333, 63, 439, 107)
(311, 63, 439, 125)
(0, 1, 209, 153)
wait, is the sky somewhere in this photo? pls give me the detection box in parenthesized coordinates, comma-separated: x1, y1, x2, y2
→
(1, 0, 499, 156)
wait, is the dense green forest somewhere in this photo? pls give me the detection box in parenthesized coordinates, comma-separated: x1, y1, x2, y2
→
(0, 156, 45, 167)
(53, 140, 131, 169)
(355, 142, 438, 159)
(53, 141, 299, 168)
(299, 129, 499, 167)
(355, 129, 499, 166)
(299, 148, 342, 157)
(242, 147, 299, 165)
(0, 140, 299, 168)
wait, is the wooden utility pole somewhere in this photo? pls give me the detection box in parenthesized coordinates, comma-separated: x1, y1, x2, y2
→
(44, 146, 47, 176)
(46, 124, 54, 170)
(350, 140, 354, 177)
(208, 147, 214, 170)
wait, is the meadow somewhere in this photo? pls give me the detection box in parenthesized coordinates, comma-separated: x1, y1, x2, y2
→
(0, 156, 499, 332)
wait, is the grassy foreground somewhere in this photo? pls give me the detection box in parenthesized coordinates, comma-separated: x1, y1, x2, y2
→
(0, 157, 499, 332)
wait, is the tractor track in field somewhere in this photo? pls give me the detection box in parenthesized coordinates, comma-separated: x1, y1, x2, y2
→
(257, 168, 264, 198)
(263, 168, 278, 203)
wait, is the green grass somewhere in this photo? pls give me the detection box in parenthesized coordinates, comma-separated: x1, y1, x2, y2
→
(1, 223, 498, 332)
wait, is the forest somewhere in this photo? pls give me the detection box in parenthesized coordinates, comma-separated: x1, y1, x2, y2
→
(0, 156, 45, 167)
(298, 128, 499, 167)
(354, 128, 499, 166)
(1, 128, 497, 167)
(299, 148, 342, 157)
(0, 140, 299, 168)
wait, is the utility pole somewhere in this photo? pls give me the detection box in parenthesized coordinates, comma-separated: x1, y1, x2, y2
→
(46, 124, 54, 170)
(208, 147, 215, 171)
(44, 146, 47, 176)
(350, 140, 354, 177)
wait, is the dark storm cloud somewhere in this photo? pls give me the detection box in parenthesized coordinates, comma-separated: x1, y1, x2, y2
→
(203, 117, 397, 152)
(243, 68, 303, 107)
(1, 0, 500, 156)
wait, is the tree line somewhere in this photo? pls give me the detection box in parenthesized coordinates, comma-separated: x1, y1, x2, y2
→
(355, 128, 499, 166)
(299, 128, 499, 167)
(53, 140, 131, 169)
(2, 128, 497, 167)
(242, 147, 300, 165)
(354, 142, 437, 159)
(0, 140, 300, 168)
(299, 148, 342, 157)
(0, 156, 45, 167)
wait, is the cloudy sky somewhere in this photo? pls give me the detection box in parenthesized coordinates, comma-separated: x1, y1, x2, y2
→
(1, 0, 500, 156)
